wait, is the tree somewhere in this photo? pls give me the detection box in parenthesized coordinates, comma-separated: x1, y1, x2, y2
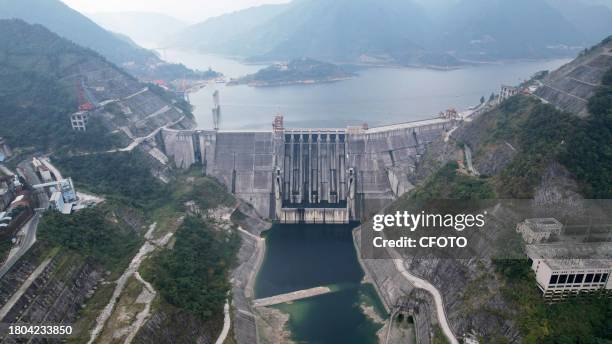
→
(480, 96, 485, 104)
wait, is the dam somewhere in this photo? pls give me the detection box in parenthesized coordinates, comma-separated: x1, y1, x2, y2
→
(159, 117, 452, 223)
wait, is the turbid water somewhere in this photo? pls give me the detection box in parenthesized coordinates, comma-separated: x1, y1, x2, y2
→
(255, 224, 386, 344)
(160, 50, 569, 130)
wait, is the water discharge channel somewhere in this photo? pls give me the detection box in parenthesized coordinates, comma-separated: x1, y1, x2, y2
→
(255, 223, 387, 343)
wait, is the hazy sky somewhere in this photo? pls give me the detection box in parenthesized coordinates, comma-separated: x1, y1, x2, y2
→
(61, 0, 290, 23)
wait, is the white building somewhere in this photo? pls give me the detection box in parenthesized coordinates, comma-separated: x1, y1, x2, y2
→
(516, 218, 563, 244)
(499, 85, 520, 102)
(526, 243, 612, 300)
(49, 191, 64, 212)
(70, 111, 88, 131)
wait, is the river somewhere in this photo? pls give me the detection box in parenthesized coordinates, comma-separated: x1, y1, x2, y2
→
(255, 224, 386, 344)
(160, 49, 569, 130)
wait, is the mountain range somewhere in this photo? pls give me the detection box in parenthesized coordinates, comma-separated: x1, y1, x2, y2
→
(0, 0, 210, 80)
(166, 0, 612, 66)
(0, 18, 194, 152)
(89, 12, 188, 48)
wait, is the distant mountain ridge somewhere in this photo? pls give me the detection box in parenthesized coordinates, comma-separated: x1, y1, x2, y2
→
(0, 0, 212, 81)
(167, 0, 612, 66)
(90, 12, 188, 47)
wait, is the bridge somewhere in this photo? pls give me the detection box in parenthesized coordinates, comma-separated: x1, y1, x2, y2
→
(159, 117, 453, 223)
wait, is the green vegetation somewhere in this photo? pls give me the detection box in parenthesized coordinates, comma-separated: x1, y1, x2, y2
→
(561, 67, 612, 198)
(473, 96, 577, 198)
(39, 206, 140, 271)
(147, 83, 194, 118)
(143, 216, 240, 321)
(232, 58, 354, 86)
(178, 177, 234, 211)
(494, 260, 612, 343)
(0, 19, 122, 153)
(432, 325, 450, 344)
(471, 68, 612, 199)
(55, 151, 167, 209)
(410, 161, 495, 200)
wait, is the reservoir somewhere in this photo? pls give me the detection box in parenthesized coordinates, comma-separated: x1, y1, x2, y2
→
(255, 224, 386, 343)
(160, 49, 569, 130)
(157, 50, 571, 342)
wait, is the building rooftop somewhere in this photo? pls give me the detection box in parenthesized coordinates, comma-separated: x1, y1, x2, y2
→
(526, 242, 612, 270)
(524, 218, 563, 232)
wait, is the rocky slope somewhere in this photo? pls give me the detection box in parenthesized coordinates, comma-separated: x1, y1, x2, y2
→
(535, 35, 612, 116)
(358, 37, 612, 342)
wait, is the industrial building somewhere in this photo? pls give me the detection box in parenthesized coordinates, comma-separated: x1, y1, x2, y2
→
(526, 243, 612, 300)
(516, 218, 563, 244)
(37, 178, 77, 213)
(499, 85, 520, 102)
(71, 111, 89, 131)
(0, 191, 33, 241)
(32, 157, 53, 182)
(0, 176, 15, 212)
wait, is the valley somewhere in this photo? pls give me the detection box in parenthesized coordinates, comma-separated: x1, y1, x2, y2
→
(0, 1, 610, 343)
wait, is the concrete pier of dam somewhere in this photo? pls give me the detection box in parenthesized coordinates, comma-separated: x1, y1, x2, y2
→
(159, 117, 452, 223)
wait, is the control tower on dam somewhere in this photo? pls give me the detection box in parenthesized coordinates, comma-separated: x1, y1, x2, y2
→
(160, 117, 452, 224)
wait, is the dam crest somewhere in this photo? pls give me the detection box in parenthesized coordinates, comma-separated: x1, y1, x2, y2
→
(160, 118, 452, 223)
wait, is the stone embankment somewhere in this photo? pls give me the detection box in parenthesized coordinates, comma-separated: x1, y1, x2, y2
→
(229, 202, 271, 344)
(253, 287, 332, 307)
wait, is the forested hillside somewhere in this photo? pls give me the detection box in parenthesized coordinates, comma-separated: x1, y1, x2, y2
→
(0, 0, 213, 80)
(0, 19, 122, 152)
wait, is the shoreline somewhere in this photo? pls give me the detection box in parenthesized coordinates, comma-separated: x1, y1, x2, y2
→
(228, 202, 274, 344)
(352, 226, 392, 314)
(227, 76, 354, 88)
(164, 48, 572, 72)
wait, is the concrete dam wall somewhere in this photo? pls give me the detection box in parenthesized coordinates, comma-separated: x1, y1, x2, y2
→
(160, 118, 451, 223)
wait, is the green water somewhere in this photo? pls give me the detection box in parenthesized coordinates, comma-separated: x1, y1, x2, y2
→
(255, 223, 387, 344)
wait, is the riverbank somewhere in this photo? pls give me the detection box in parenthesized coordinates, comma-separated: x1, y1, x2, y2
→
(228, 202, 270, 344)
(352, 226, 440, 344)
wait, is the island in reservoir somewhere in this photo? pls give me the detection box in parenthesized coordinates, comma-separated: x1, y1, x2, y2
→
(228, 57, 355, 87)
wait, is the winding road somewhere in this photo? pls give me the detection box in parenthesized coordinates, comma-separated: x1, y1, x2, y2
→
(392, 257, 459, 344)
(215, 301, 231, 344)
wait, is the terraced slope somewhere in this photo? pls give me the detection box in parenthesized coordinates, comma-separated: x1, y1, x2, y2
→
(536, 36, 612, 116)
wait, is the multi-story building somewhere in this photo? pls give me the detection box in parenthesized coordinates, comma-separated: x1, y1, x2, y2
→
(526, 243, 612, 300)
(499, 85, 519, 102)
(49, 191, 65, 212)
(70, 111, 88, 131)
(60, 178, 77, 203)
(516, 218, 563, 244)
